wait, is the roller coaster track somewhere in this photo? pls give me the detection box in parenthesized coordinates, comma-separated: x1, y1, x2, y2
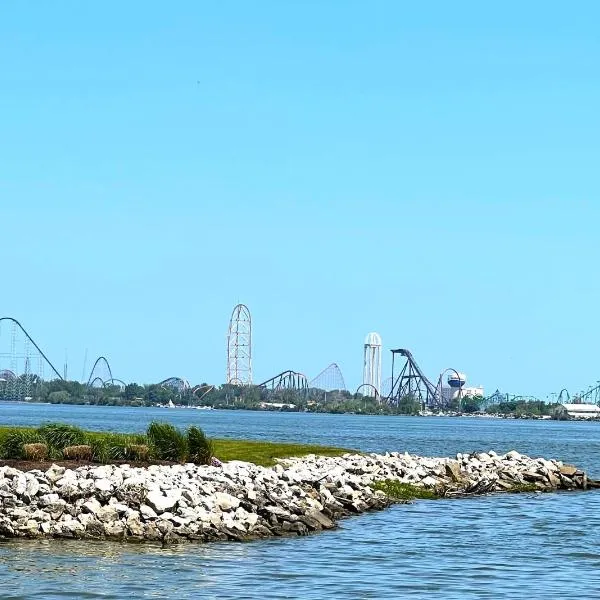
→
(259, 370, 308, 392)
(89, 377, 127, 390)
(309, 363, 347, 391)
(388, 349, 440, 408)
(105, 378, 127, 389)
(0, 317, 63, 380)
(226, 304, 252, 385)
(481, 391, 547, 409)
(509, 395, 543, 403)
(356, 383, 380, 398)
(578, 384, 600, 404)
(192, 384, 215, 402)
(89, 377, 105, 388)
(86, 356, 113, 386)
(159, 377, 191, 393)
(0, 369, 17, 381)
(480, 390, 508, 408)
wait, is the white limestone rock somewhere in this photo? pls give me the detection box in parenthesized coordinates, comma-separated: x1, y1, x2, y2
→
(94, 479, 113, 493)
(45, 465, 65, 484)
(82, 497, 102, 514)
(214, 492, 240, 511)
(140, 503, 158, 520)
(38, 493, 60, 507)
(146, 489, 181, 514)
(96, 506, 119, 523)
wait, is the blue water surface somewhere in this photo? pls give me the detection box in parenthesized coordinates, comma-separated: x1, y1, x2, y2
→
(0, 402, 599, 599)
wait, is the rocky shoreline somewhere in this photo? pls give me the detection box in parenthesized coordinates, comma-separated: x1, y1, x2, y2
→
(0, 450, 595, 544)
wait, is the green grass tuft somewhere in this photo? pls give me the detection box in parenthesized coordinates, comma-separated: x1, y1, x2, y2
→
(211, 438, 350, 467)
(147, 422, 188, 462)
(371, 480, 441, 501)
(86, 435, 110, 463)
(85, 432, 147, 463)
(0, 428, 46, 459)
(508, 482, 539, 493)
(187, 426, 213, 465)
(37, 423, 87, 451)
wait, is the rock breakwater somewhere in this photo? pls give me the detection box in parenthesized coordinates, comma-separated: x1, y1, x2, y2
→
(0, 450, 593, 544)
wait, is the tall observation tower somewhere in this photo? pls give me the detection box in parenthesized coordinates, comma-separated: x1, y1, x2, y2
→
(362, 332, 382, 397)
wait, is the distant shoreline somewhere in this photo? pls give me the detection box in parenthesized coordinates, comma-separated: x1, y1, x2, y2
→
(2, 399, 598, 421)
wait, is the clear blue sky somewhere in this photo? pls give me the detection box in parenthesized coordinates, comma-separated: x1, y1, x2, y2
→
(1, 1, 599, 398)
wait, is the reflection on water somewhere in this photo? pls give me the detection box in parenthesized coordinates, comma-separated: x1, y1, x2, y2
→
(1, 404, 600, 597)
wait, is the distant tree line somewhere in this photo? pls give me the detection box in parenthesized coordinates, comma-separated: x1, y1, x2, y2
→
(485, 399, 557, 418)
(0, 377, 559, 418)
(0, 378, 422, 414)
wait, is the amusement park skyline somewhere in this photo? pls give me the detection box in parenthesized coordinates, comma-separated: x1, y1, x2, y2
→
(2, 2, 600, 398)
(0, 300, 598, 403)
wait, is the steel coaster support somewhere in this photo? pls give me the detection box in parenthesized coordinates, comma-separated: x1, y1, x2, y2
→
(388, 349, 439, 409)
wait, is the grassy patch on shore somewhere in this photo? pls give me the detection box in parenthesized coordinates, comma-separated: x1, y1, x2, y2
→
(0, 424, 212, 465)
(212, 438, 351, 466)
(372, 480, 441, 501)
(0, 425, 351, 467)
(509, 483, 539, 493)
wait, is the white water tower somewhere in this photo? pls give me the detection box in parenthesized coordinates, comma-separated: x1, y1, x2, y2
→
(447, 372, 466, 389)
(362, 332, 382, 397)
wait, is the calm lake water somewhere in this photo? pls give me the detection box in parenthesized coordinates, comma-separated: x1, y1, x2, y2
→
(1, 402, 599, 599)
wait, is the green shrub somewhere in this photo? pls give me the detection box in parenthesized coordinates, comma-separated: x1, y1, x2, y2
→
(87, 436, 110, 463)
(37, 423, 86, 450)
(147, 422, 188, 462)
(0, 429, 45, 459)
(85, 432, 147, 463)
(104, 434, 131, 461)
(187, 426, 213, 465)
(109, 435, 143, 461)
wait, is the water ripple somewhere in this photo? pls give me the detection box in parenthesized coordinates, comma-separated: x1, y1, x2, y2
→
(0, 491, 599, 598)
(1, 406, 600, 597)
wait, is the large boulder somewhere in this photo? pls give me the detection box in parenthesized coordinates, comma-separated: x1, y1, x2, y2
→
(145, 490, 181, 514)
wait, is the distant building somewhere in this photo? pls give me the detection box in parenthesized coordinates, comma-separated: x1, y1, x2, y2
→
(553, 403, 600, 420)
(458, 386, 485, 399)
(441, 386, 484, 403)
(259, 402, 295, 410)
